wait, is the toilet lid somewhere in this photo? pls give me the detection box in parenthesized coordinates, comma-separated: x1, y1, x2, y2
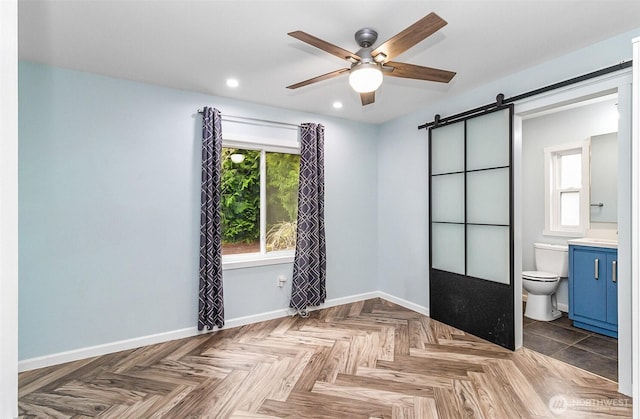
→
(523, 270, 560, 281)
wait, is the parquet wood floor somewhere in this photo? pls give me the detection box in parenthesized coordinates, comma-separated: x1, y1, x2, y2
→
(18, 298, 632, 418)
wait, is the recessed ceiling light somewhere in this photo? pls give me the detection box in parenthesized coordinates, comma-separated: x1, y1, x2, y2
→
(226, 78, 239, 88)
(332, 101, 343, 109)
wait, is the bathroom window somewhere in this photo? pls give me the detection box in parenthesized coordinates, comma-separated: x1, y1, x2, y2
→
(220, 142, 300, 269)
(543, 142, 590, 236)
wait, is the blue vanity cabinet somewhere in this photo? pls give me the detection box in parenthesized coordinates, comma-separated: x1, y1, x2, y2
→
(568, 245, 617, 338)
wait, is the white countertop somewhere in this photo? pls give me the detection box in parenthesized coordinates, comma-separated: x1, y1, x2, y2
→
(567, 237, 618, 249)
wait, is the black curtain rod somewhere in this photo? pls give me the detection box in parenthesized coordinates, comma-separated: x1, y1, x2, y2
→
(418, 60, 632, 130)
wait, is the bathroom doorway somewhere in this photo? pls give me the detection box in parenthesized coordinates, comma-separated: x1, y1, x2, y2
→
(513, 70, 632, 394)
(521, 97, 619, 381)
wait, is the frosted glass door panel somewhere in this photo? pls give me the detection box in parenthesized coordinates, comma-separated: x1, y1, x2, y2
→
(432, 223, 465, 275)
(431, 174, 465, 223)
(466, 168, 510, 225)
(467, 109, 510, 171)
(467, 225, 510, 284)
(431, 121, 464, 175)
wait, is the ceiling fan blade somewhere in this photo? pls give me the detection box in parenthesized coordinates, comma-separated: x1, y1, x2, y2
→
(360, 91, 375, 106)
(287, 68, 350, 89)
(288, 31, 360, 62)
(371, 12, 447, 63)
(385, 61, 456, 83)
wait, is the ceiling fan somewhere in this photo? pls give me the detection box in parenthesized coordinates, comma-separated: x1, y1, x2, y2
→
(286, 12, 456, 106)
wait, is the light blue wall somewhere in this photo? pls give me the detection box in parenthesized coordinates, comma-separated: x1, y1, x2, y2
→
(19, 62, 378, 360)
(376, 28, 640, 307)
(376, 120, 430, 307)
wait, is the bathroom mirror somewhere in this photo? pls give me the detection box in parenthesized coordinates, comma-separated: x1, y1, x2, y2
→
(590, 132, 617, 223)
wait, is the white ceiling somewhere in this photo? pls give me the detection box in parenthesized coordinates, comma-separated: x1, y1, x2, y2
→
(18, 1, 640, 124)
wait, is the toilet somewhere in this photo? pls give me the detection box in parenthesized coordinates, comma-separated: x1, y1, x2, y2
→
(523, 243, 568, 321)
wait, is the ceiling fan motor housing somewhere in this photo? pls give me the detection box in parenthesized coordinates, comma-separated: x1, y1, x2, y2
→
(354, 28, 378, 48)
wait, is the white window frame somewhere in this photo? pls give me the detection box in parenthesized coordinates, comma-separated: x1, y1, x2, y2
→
(221, 137, 300, 270)
(543, 141, 590, 236)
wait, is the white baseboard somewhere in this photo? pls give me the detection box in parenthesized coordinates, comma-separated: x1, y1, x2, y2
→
(18, 327, 201, 372)
(376, 291, 430, 316)
(18, 291, 388, 372)
(22, 292, 572, 372)
(311, 291, 381, 312)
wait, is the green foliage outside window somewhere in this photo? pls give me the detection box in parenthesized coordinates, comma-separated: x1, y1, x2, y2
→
(266, 153, 300, 251)
(266, 153, 300, 225)
(220, 147, 300, 253)
(220, 148, 260, 244)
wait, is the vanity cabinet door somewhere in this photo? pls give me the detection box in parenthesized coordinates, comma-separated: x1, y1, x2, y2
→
(571, 248, 607, 322)
(606, 252, 618, 326)
(569, 245, 618, 338)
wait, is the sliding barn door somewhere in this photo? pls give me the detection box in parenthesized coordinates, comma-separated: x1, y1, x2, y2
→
(428, 106, 514, 350)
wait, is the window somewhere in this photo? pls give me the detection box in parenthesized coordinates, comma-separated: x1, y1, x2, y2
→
(220, 142, 300, 268)
(543, 142, 590, 236)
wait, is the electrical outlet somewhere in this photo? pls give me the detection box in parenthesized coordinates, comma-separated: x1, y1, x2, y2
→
(277, 275, 287, 287)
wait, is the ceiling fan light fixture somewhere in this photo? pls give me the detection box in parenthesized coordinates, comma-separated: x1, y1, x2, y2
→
(348, 63, 383, 93)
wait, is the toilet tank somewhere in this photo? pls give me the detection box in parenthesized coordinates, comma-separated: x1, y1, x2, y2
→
(534, 243, 569, 277)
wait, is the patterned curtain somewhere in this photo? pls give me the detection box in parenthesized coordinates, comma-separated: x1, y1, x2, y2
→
(198, 107, 224, 330)
(290, 123, 327, 313)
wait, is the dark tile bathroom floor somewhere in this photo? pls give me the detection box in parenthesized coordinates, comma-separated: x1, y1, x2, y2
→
(523, 308, 618, 381)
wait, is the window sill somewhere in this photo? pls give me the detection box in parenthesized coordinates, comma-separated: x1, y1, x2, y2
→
(222, 252, 295, 270)
(542, 229, 585, 238)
